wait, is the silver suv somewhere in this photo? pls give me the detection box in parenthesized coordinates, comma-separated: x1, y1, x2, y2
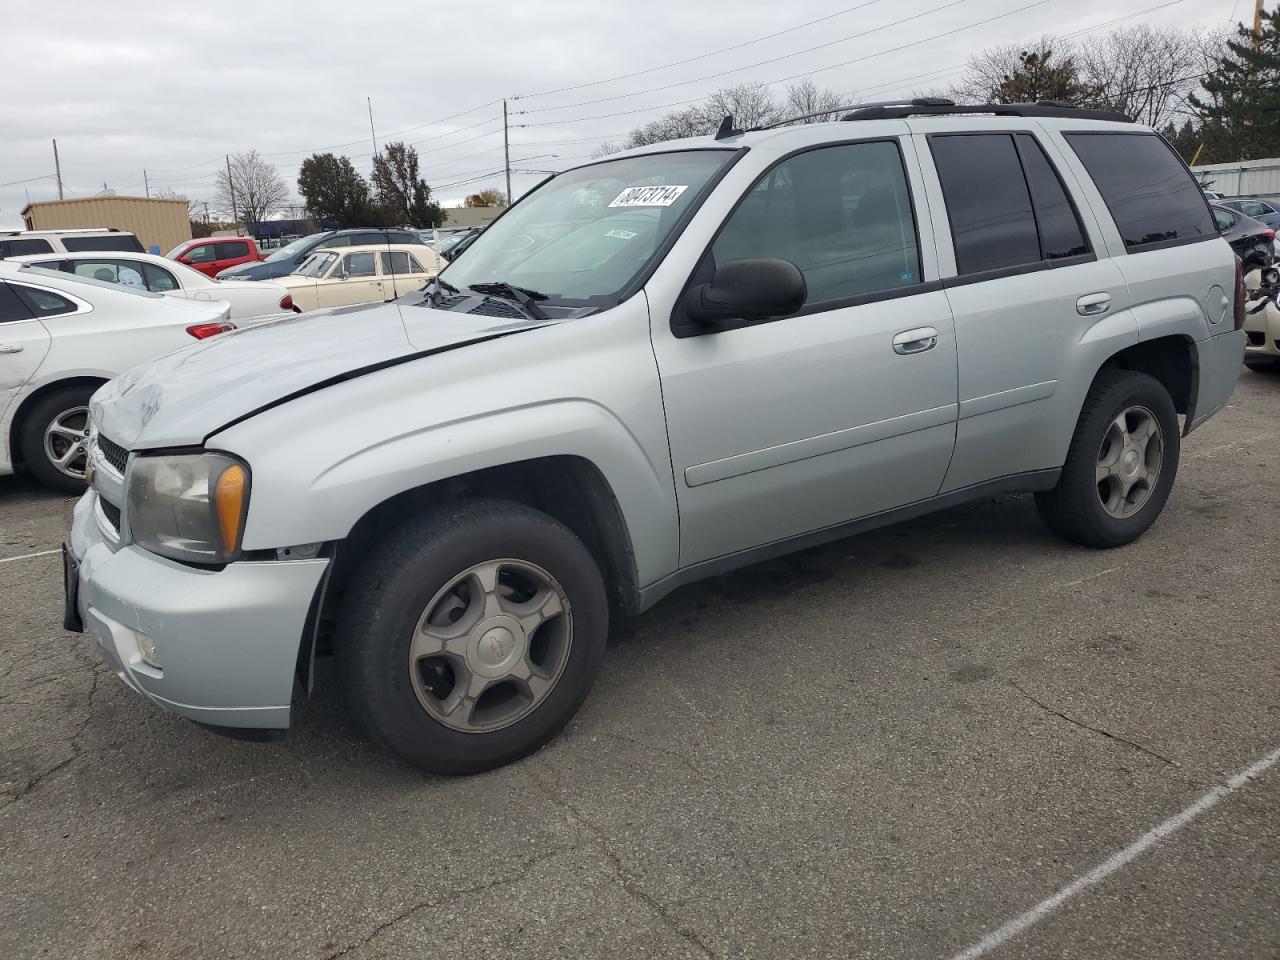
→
(64, 101, 1245, 774)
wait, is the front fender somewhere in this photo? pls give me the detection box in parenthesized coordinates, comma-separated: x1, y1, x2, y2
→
(211, 314, 678, 585)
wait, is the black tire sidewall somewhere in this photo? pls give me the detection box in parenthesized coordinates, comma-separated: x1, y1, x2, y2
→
(1067, 372, 1180, 546)
(340, 500, 608, 775)
(18, 385, 94, 493)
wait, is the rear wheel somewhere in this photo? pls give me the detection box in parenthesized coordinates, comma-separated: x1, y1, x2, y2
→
(1035, 370, 1179, 548)
(18, 385, 95, 493)
(1243, 357, 1280, 373)
(337, 499, 608, 775)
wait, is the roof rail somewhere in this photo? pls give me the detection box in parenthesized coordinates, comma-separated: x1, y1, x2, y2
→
(841, 100, 1131, 123)
(749, 98, 954, 132)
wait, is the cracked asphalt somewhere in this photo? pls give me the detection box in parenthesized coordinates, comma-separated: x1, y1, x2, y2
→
(2, 369, 1279, 960)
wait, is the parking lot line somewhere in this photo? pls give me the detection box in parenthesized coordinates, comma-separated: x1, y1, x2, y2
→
(0, 548, 60, 565)
(946, 743, 1280, 960)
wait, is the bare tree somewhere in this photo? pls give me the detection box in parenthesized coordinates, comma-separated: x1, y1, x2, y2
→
(781, 79, 848, 123)
(590, 141, 625, 159)
(215, 150, 287, 235)
(702, 82, 781, 129)
(1078, 25, 1218, 127)
(950, 38, 1061, 103)
(624, 106, 712, 147)
(153, 187, 203, 221)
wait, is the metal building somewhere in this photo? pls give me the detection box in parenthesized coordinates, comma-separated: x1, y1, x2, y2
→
(20, 196, 191, 253)
(1191, 158, 1280, 201)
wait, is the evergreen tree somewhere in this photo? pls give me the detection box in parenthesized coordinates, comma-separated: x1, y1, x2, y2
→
(1190, 9, 1280, 162)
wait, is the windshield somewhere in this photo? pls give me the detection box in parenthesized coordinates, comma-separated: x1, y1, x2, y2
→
(441, 150, 733, 304)
(295, 251, 337, 278)
(266, 234, 326, 263)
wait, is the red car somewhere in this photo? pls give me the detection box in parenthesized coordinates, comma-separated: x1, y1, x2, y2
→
(166, 237, 262, 278)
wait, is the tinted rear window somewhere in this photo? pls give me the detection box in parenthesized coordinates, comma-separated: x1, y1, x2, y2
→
(0, 282, 34, 322)
(62, 234, 146, 253)
(930, 134, 1040, 274)
(6, 238, 55, 255)
(1065, 133, 1214, 252)
(216, 240, 251, 260)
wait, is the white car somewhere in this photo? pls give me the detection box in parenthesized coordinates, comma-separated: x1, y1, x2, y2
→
(0, 262, 233, 491)
(10, 251, 293, 323)
(0, 228, 145, 258)
(279, 244, 440, 311)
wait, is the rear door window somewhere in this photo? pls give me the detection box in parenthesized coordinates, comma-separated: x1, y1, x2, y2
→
(69, 259, 147, 288)
(0, 283, 35, 322)
(344, 252, 378, 277)
(1014, 134, 1089, 260)
(380, 251, 423, 274)
(61, 234, 144, 253)
(6, 238, 54, 255)
(1065, 133, 1214, 252)
(11, 284, 78, 317)
(930, 134, 1041, 274)
(215, 240, 250, 261)
(712, 140, 923, 307)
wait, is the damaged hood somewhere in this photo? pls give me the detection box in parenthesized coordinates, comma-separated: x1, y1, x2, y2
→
(92, 298, 553, 450)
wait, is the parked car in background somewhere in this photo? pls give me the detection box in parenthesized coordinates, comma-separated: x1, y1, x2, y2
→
(66, 105, 1244, 773)
(1243, 264, 1280, 371)
(1217, 197, 1280, 230)
(215, 229, 427, 281)
(278, 244, 437, 311)
(1213, 204, 1276, 271)
(0, 228, 144, 258)
(10, 251, 293, 323)
(437, 227, 482, 261)
(168, 236, 262, 278)
(0, 262, 233, 491)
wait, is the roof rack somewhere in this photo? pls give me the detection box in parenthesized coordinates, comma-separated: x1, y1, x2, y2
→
(841, 99, 1131, 123)
(745, 98, 954, 133)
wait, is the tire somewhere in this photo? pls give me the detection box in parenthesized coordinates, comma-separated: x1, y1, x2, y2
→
(337, 498, 609, 775)
(1035, 369, 1180, 549)
(1244, 357, 1280, 373)
(18, 385, 95, 493)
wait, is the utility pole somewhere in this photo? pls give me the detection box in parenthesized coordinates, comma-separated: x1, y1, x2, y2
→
(225, 154, 238, 228)
(368, 97, 378, 156)
(503, 99, 512, 206)
(51, 139, 63, 200)
(203, 201, 210, 225)
(143, 169, 150, 197)
(1253, 0, 1264, 51)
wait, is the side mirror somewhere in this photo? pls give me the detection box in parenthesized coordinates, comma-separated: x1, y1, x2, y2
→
(685, 258, 806, 326)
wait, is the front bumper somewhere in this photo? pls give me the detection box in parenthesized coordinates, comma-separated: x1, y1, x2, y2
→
(68, 489, 329, 729)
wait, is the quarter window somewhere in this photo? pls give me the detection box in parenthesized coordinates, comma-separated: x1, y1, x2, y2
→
(712, 140, 922, 307)
(1065, 133, 1214, 252)
(12, 284, 77, 317)
(930, 134, 1041, 274)
(142, 263, 179, 292)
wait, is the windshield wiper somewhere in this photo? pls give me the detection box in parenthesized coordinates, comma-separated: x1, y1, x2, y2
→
(467, 281, 550, 321)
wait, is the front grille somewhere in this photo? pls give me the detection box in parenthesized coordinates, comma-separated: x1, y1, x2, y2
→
(99, 499, 121, 533)
(97, 434, 129, 474)
(467, 297, 525, 319)
(1247, 331, 1265, 346)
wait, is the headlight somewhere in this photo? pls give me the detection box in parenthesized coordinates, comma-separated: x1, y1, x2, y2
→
(126, 453, 250, 564)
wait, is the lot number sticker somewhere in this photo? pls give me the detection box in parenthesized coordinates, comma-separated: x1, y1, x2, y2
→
(609, 185, 688, 207)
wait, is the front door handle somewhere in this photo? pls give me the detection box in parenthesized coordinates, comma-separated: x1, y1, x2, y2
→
(892, 326, 939, 355)
(0, 343, 23, 354)
(1076, 292, 1112, 316)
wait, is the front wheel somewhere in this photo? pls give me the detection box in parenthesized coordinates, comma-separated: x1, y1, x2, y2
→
(337, 499, 608, 775)
(1035, 370, 1180, 548)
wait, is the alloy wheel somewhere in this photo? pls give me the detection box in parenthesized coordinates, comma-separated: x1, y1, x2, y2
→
(1096, 405, 1163, 520)
(42, 406, 90, 481)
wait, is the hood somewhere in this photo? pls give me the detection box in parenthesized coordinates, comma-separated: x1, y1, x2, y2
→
(91, 297, 556, 450)
(218, 259, 288, 280)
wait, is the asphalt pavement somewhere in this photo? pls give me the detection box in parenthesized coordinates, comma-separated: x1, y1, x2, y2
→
(2, 369, 1278, 960)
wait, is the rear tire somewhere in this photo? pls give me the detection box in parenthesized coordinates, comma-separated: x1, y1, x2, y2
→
(1035, 370, 1179, 548)
(1244, 357, 1280, 373)
(18, 385, 95, 493)
(337, 498, 609, 775)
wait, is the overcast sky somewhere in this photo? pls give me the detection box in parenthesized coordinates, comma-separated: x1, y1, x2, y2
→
(0, 0, 1240, 228)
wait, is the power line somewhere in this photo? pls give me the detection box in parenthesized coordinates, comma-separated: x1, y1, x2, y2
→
(516, 0, 975, 115)
(0, 173, 55, 188)
(515, 0, 891, 99)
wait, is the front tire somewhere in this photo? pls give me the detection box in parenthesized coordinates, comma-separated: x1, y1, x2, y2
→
(337, 499, 608, 775)
(1035, 370, 1180, 548)
(18, 385, 95, 493)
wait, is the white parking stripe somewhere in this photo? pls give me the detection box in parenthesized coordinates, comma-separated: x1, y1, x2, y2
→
(947, 744, 1280, 960)
(0, 548, 60, 564)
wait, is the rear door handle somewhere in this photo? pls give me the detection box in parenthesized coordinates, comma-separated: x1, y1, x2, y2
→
(1076, 292, 1112, 316)
(0, 343, 23, 354)
(892, 326, 939, 355)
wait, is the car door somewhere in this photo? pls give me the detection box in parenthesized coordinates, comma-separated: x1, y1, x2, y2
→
(0, 282, 52, 431)
(916, 127, 1135, 492)
(213, 240, 254, 274)
(323, 251, 384, 306)
(381, 250, 433, 296)
(650, 137, 959, 566)
(178, 242, 220, 277)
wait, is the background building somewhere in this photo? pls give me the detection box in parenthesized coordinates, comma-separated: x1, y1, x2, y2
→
(21, 196, 191, 253)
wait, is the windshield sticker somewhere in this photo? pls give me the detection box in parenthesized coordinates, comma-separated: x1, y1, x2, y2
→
(608, 185, 688, 207)
(604, 228, 639, 240)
